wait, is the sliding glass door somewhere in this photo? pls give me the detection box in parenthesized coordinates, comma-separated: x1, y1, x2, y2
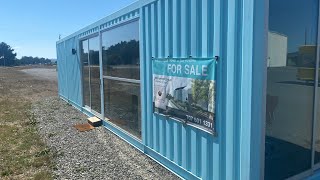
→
(80, 36, 101, 115)
(79, 20, 141, 139)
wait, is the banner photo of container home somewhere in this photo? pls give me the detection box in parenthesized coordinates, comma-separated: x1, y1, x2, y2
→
(153, 58, 216, 134)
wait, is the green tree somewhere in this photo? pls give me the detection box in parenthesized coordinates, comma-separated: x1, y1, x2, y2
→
(0, 42, 16, 66)
(191, 79, 214, 111)
(103, 40, 139, 65)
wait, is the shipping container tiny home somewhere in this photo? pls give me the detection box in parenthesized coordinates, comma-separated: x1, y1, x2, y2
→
(57, 0, 320, 179)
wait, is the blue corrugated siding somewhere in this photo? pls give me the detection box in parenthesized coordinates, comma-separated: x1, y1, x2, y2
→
(57, 37, 82, 106)
(141, 0, 266, 179)
(57, 42, 67, 98)
(141, 1, 220, 179)
(65, 37, 82, 105)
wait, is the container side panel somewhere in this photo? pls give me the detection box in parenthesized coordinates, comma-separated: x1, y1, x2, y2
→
(57, 42, 68, 98)
(65, 37, 82, 106)
(57, 43, 63, 95)
(141, 0, 221, 179)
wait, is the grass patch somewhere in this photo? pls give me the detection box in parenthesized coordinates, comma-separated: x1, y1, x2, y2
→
(0, 99, 53, 179)
(33, 171, 52, 180)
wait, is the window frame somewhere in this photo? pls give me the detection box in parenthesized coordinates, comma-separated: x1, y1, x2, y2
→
(79, 35, 102, 118)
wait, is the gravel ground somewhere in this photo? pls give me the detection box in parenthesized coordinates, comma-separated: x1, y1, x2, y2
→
(32, 97, 179, 180)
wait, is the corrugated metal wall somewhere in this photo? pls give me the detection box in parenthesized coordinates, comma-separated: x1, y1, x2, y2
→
(66, 37, 82, 105)
(140, 0, 267, 179)
(57, 42, 67, 98)
(57, 37, 82, 106)
(140, 0, 220, 179)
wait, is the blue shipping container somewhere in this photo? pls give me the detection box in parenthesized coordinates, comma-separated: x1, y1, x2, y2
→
(56, 0, 320, 179)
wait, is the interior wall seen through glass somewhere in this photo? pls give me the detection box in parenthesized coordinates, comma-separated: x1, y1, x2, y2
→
(104, 79, 141, 139)
(265, 0, 318, 179)
(315, 7, 320, 165)
(102, 20, 140, 80)
(81, 40, 90, 107)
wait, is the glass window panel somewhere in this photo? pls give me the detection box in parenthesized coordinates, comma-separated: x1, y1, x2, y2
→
(102, 20, 140, 80)
(265, 0, 318, 179)
(315, 13, 320, 165)
(104, 79, 141, 139)
(81, 40, 90, 107)
(315, 82, 320, 164)
(89, 37, 101, 113)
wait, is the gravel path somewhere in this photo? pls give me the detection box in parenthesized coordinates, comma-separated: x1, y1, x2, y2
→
(32, 97, 179, 180)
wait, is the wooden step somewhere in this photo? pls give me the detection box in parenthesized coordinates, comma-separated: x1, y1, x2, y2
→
(87, 116, 102, 127)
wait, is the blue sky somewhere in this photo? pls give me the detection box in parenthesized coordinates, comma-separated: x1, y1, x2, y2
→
(269, 0, 318, 53)
(0, 0, 136, 59)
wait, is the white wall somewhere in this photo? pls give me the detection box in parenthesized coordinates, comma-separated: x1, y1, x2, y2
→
(268, 32, 288, 67)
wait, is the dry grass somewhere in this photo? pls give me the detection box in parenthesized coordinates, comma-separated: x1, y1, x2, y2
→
(0, 66, 57, 179)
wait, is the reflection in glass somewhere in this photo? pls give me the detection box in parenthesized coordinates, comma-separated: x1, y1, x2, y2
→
(81, 40, 90, 107)
(89, 37, 101, 113)
(102, 20, 140, 80)
(265, 0, 318, 179)
(104, 79, 141, 139)
(102, 20, 141, 138)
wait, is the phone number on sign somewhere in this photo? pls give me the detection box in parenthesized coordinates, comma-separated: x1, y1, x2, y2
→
(185, 115, 213, 129)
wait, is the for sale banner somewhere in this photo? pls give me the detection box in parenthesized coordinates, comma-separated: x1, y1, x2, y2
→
(153, 58, 216, 133)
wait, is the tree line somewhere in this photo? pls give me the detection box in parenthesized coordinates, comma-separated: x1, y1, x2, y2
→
(0, 42, 54, 66)
(15, 56, 52, 66)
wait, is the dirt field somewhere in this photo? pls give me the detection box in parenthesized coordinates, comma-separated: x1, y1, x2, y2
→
(20, 68, 57, 81)
(0, 66, 57, 179)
